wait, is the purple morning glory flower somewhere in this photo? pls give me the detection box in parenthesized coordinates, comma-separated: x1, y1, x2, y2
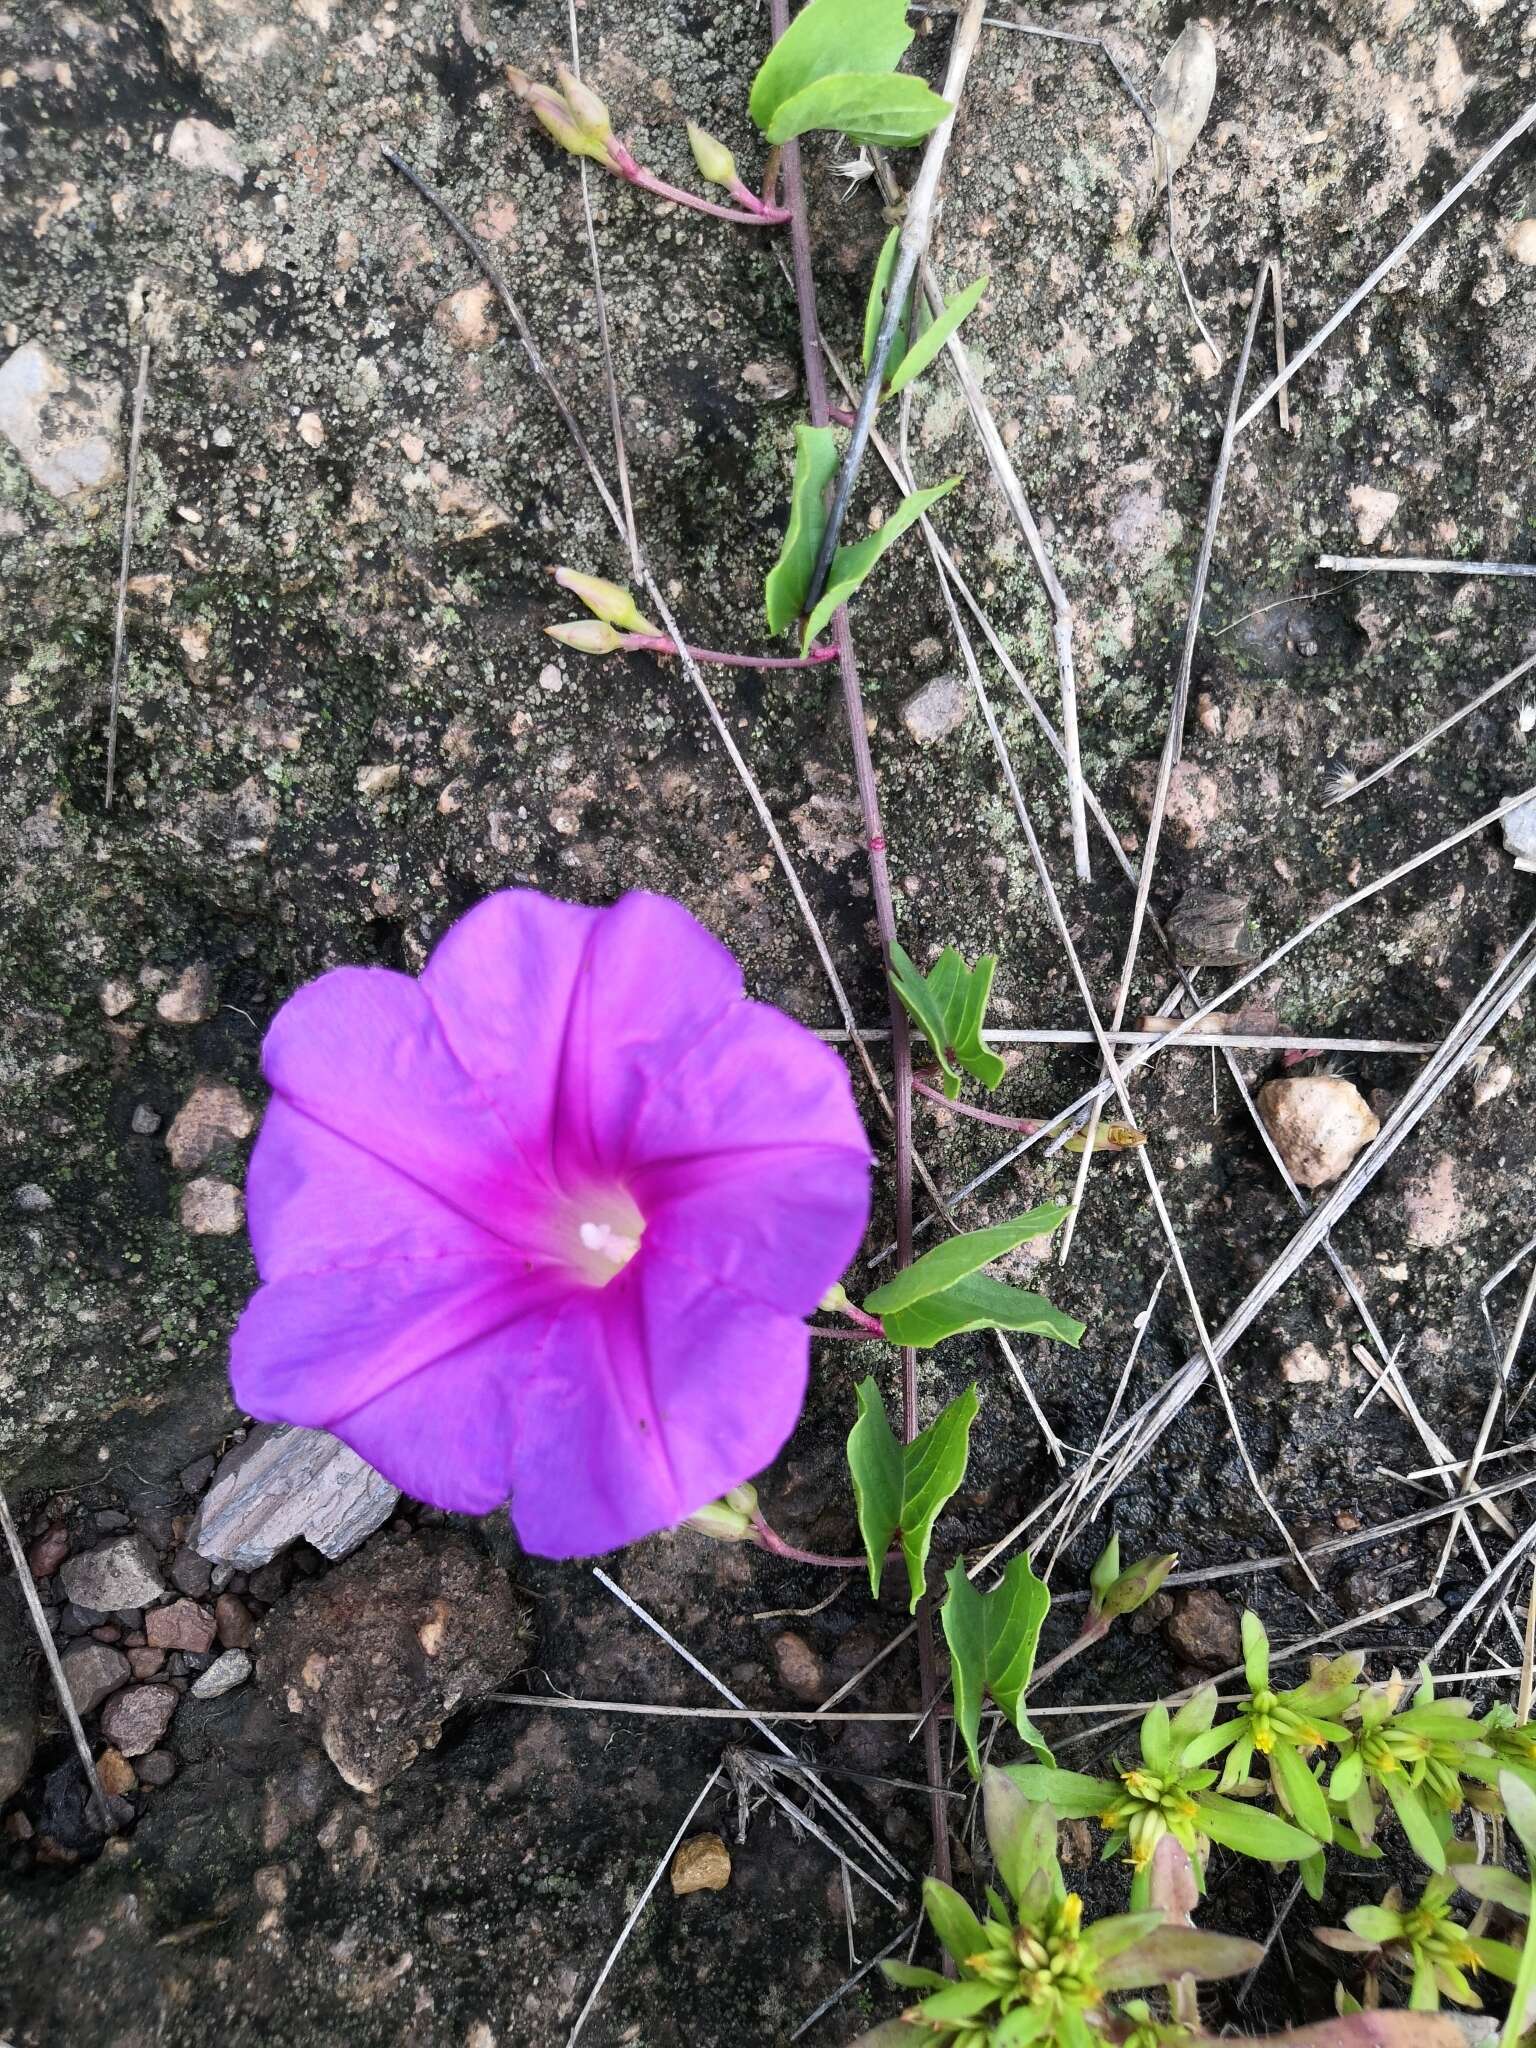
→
(230, 890, 872, 1558)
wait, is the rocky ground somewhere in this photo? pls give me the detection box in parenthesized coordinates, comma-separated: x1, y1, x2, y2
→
(3, 0, 1536, 2042)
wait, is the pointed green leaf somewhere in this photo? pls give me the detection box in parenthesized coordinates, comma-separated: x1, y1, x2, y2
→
(980, 1766, 1058, 1906)
(801, 476, 960, 651)
(1097, 1926, 1265, 1991)
(1270, 1740, 1334, 1843)
(1081, 1909, 1165, 1966)
(1330, 1750, 1366, 1803)
(764, 72, 951, 149)
(1345, 1906, 1405, 1944)
(943, 1556, 1050, 1776)
(920, 1876, 986, 1969)
(1004, 1763, 1115, 1819)
(1382, 1773, 1446, 1871)
(888, 940, 962, 1096)
(912, 1979, 998, 2022)
(1241, 1610, 1269, 1692)
(750, 0, 914, 131)
(1468, 1937, 1522, 1984)
(879, 1271, 1086, 1351)
(1502, 1768, 1536, 1865)
(764, 422, 838, 634)
(1140, 1703, 1172, 1774)
(864, 1206, 1070, 1316)
(1167, 1685, 1219, 1753)
(990, 2012, 1052, 2048)
(1456, 1862, 1532, 1916)
(1195, 1790, 1319, 1863)
(887, 274, 988, 397)
(863, 226, 909, 374)
(879, 1962, 949, 1990)
(1300, 1848, 1327, 1902)
(847, 1380, 978, 1610)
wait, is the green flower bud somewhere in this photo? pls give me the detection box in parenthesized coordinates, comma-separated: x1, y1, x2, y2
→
(1088, 1534, 1121, 1613)
(545, 618, 624, 655)
(686, 121, 738, 190)
(1100, 1551, 1177, 1619)
(683, 1483, 759, 1544)
(818, 1281, 850, 1314)
(551, 564, 654, 633)
(507, 66, 615, 167)
(554, 63, 614, 147)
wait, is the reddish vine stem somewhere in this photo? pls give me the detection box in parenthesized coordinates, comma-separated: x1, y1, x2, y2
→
(767, 0, 948, 1894)
(751, 1513, 868, 1569)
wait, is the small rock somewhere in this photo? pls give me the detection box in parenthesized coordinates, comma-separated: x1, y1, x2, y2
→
(1503, 794, 1536, 868)
(99, 978, 136, 1017)
(1348, 484, 1400, 546)
(61, 1642, 131, 1715)
(136, 1749, 177, 1787)
(191, 1648, 253, 1699)
(59, 1535, 165, 1612)
(0, 1584, 39, 1802)
(169, 1545, 214, 1597)
(770, 1631, 826, 1704)
(130, 1103, 162, 1135)
(1257, 1076, 1380, 1190)
(670, 1832, 731, 1895)
(0, 340, 122, 500)
(1130, 758, 1222, 848)
(434, 282, 499, 351)
(128, 1648, 166, 1680)
(179, 1177, 244, 1235)
(1402, 1154, 1465, 1249)
(900, 673, 972, 746)
(1473, 1061, 1514, 1109)
(180, 1455, 217, 1493)
(1506, 220, 1536, 265)
(28, 1522, 69, 1580)
(257, 1531, 532, 1792)
(1279, 1342, 1331, 1385)
(356, 763, 401, 799)
(192, 1423, 399, 1569)
(1166, 887, 1260, 967)
(99, 1685, 178, 1758)
(145, 1599, 217, 1654)
(165, 1079, 256, 1171)
(155, 963, 215, 1025)
(95, 1748, 137, 1798)
(167, 116, 245, 184)
(13, 1183, 51, 1213)
(39, 1759, 105, 1855)
(296, 410, 325, 448)
(1163, 1589, 1242, 1672)
(214, 1594, 255, 1649)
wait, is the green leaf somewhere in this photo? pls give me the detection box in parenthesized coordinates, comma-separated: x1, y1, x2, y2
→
(1241, 1610, 1269, 1692)
(1330, 1750, 1366, 1803)
(980, 1766, 1058, 1906)
(1167, 1685, 1219, 1753)
(916, 947, 1007, 1095)
(1097, 1926, 1265, 1991)
(921, 1876, 986, 1969)
(1346, 1906, 1405, 1944)
(750, 0, 914, 132)
(943, 1557, 1051, 1776)
(1004, 1763, 1114, 1820)
(1270, 1741, 1334, 1844)
(879, 1962, 949, 1991)
(764, 422, 838, 634)
(862, 226, 909, 374)
(865, 1206, 1070, 1316)
(989, 2012, 1052, 2048)
(887, 274, 987, 397)
(1502, 1768, 1536, 1864)
(846, 1379, 978, 1611)
(879, 1271, 1086, 1351)
(1457, 1863, 1532, 1916)
(912, 1981, 999, 2022)
(888, 940, 962, 1096)
(1194, 1791, 1320, 1863)
(1382, 1774, 1446, 1872)
(801, 476, 960, 651)
(764, 71, 951, 148)
(1140, 1703, 1172, 1775)
(1300, 1848, 1327, 1902)
(1470, 1936, 1523, 1985)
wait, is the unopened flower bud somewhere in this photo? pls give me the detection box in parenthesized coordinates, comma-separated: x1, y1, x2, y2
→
(683, 1484, 759, 1543)
(546, 618, 624, 655)
(1100, 1551, 1178, 1620)
(819, 1282, 850, 1314)
(1088, 1534, 1121, 1613)
(551, 565, 654, 633)
(554, 64, 613, 146)
(686, 121, 738, 190)
(507, 66, 615, 167)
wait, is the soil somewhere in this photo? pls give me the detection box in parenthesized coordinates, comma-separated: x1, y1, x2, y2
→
(2, 0, 1535, 2043)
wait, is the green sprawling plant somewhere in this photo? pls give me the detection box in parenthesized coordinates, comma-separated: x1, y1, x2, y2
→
(1328, 1666, 1500, 1871)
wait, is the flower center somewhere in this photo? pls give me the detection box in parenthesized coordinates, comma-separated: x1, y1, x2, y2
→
(568, 1191, 645, 1286)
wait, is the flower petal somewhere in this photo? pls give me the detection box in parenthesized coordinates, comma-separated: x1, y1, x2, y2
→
(505, 1252, 810, 1557)
(230, 1255, 567, 1516)
(247, 1099, 510, 1281)
(260, 966, 552, 1250)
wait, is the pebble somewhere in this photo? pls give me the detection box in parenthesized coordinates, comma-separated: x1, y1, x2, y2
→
(1348, 484, 1400, 546)
(180, 1455, 216, 1494)
(59, 1535, 165, 1612)
(61, 1642, 131, 1715)
(13, 1183, 51, 1212)
(165, 1079, 255, 1171)
(193, 1423, 399, 1569)
(1506, 219, 1536, 265)
(136, 1750, 177, 1787)
(95, 1747, 137, 1798)
(145, 1599, 217, 1654)
(214, 1593, 255, 1649)
(191, 1649, 253, 1699)
(670, 1833, 732, 1895)
(128, 1648, 166, 1680)
(169, 1546, 214, 1598)
(1130, 757, 1223, 848)
(1280, 1342, 1331, 1385)
(1502, 793, 1536, 868)
(433, 282, 499, 351)
(179, 1176, 245, 1236)
(130, 1102, 162, 1135)
(154, 963, 215, 1025)
(166, 116, 245, 185)
(1257, 1076, 1379, 1189)
(1402, 1153, 1465, 1249)
(27, 1523, 69, 1579)
(1163, 1588, 1242, 1671)
(770, 1630, 826, 1704)
(899, 673, 972, 746)
(0, 340, 122, 499)
(99, 1685, 178, 1758)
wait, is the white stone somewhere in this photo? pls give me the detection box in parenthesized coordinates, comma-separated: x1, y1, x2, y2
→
(900, 674, 972, 745)
(1280, 1342, 1331, 1385)
(1349, 485, 1400, 546)
(191, 1648, 253, 1699)
(167, 117, 245, 185)
(1503, 793, 1536, 867)
(0, 342, 122, 499)
(192, 1423, 399, 1567)
(1508, 220, 1536, 266)
(180, 1177, 244, 1235)
(1258, 1076, 1380, 1190)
